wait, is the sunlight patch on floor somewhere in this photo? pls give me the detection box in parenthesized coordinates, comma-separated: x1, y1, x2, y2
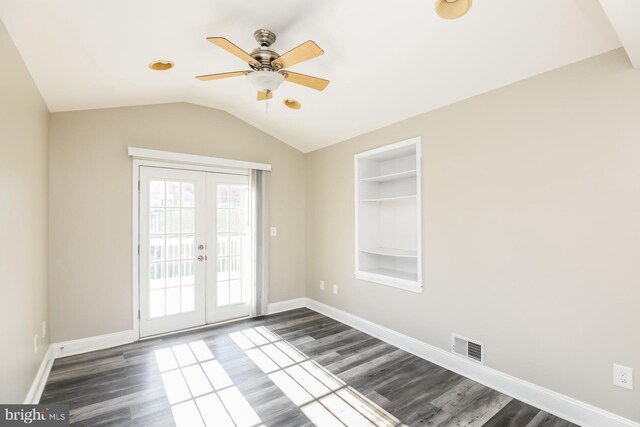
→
(154, 340, 263, 427)
(230, 327, 405, 427)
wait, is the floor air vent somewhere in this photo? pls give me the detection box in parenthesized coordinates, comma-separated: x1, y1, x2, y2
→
(452, 334, 484, 364)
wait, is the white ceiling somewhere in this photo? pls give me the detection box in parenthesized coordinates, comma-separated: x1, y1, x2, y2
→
(0, 0, 627, 152)
(598, 0, 640, 68)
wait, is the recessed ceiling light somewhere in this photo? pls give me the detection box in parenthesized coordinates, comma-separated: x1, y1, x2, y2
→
(436, 0, 472, 19)
(148, 60, 175, 71)
(283, 99, 301, 110)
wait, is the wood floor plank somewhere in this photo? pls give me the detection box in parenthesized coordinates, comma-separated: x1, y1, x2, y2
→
(440, 388, 513, 427)
(40, 308, 577, 427)
(430, 378, 490, 416)
(482, 399, 541, 427)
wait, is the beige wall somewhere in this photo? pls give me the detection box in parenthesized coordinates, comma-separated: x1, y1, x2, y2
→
(49, 103, 306, 342)
(306, 48, 640, 422)
(0, 20, 50, 402)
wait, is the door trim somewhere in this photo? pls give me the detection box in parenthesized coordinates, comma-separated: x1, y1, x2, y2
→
(128, 147, 271, 171)
(130, 154, 271, 341)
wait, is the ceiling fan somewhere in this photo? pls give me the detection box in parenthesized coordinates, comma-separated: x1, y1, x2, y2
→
(196, 29, 330, 101)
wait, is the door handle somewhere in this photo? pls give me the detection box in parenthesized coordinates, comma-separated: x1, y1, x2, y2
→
(197, 255, 205, 261)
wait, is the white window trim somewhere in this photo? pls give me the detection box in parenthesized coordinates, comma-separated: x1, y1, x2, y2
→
(129, 147, 271, 340)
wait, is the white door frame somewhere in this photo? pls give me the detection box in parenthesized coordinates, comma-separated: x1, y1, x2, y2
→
(130, 147, 270, 340)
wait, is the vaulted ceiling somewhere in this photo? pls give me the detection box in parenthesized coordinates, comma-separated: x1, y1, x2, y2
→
(1, 0, 637, 152)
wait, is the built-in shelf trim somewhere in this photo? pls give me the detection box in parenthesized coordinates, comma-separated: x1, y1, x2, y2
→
(360, 169, 417, 183)
(360, 248, 418, 258)
(356, 269, 422, 293)
(360, 195, 416, 202)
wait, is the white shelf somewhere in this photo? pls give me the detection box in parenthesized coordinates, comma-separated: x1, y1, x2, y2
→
(356, 268, 421, 293)
(361, 268, 417, 282)
(360, 169, 417, 183)
(360, 248, 417, 258)
(360, 195, 416, 203)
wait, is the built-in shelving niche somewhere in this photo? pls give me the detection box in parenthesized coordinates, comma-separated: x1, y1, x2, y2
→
(355, 137, 422, 293)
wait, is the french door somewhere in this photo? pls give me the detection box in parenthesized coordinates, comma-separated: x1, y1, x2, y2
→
(139, 166, 251, 337)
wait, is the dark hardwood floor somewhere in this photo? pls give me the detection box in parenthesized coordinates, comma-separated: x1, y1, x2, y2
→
(41, 308, 577, 426)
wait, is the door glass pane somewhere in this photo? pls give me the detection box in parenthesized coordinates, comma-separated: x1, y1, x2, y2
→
(166, 261, 180, 287)
(217, 282, 229, 306)
(217, 185, 229, 208)
(217, 235, 229, 256)
(150, 263, 165, 290)
(150, 236, 164, 262)
(230, 186, 241, 208)
(166, 236, 180, 260)
(229, 209, 241, 232)
(181, 208, 195, 234)
(181, 286, 195, 312)
(166, 288, 181, 315)
(229, 279, 241, 304)
(181, 235, 195, 259)
(182, 260, 195, 285)
(150, 181, 165, 207)
(217, 257, 229, 282)
(150, 290, 165, 318)
(150, 209, 165, 234)
(167, 181, 181, 207)
(217, 209, 229, 232)
(229, 256, 241, 280)
(166, 208, 180, 234)
(181, 183, 195, 207)
(229, 234, 241, 256)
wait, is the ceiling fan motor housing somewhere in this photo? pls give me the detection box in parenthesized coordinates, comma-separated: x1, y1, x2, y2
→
(250, 47, 280, 71)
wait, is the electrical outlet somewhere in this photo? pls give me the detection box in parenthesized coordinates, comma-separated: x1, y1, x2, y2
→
(270, 227, 277, 237)
(33, 335, 38, 354)
(42, 320, 46, 338)
(319, 280, 325, 291)
(332, 284, 338, 295)
(613, 364, 633, 390)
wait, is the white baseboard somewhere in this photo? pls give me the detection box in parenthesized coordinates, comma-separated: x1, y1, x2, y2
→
(305, 298, 639, 427)
(24, 345, 54, 404)
(268, 297, 306, 314)
(51, 330, 136, 359)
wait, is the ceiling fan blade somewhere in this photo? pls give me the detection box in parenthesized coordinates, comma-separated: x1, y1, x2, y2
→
(207, 37, 256, 64)
(272, 40, 324, 69)
(257, 91, 273, 101)
(281, 71, 329, 91)
(196, 71, 249, 81)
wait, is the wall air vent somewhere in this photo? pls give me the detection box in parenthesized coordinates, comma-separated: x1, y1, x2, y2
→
(452, 333, 484, 364)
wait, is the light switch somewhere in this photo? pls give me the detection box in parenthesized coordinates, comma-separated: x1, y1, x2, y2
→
(270, 227, 277, 237)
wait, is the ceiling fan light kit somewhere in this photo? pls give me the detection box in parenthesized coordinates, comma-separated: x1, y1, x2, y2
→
(196, 29, 329, 105)
(246, 70, 285, 93)
(436, 0, 472, 19)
